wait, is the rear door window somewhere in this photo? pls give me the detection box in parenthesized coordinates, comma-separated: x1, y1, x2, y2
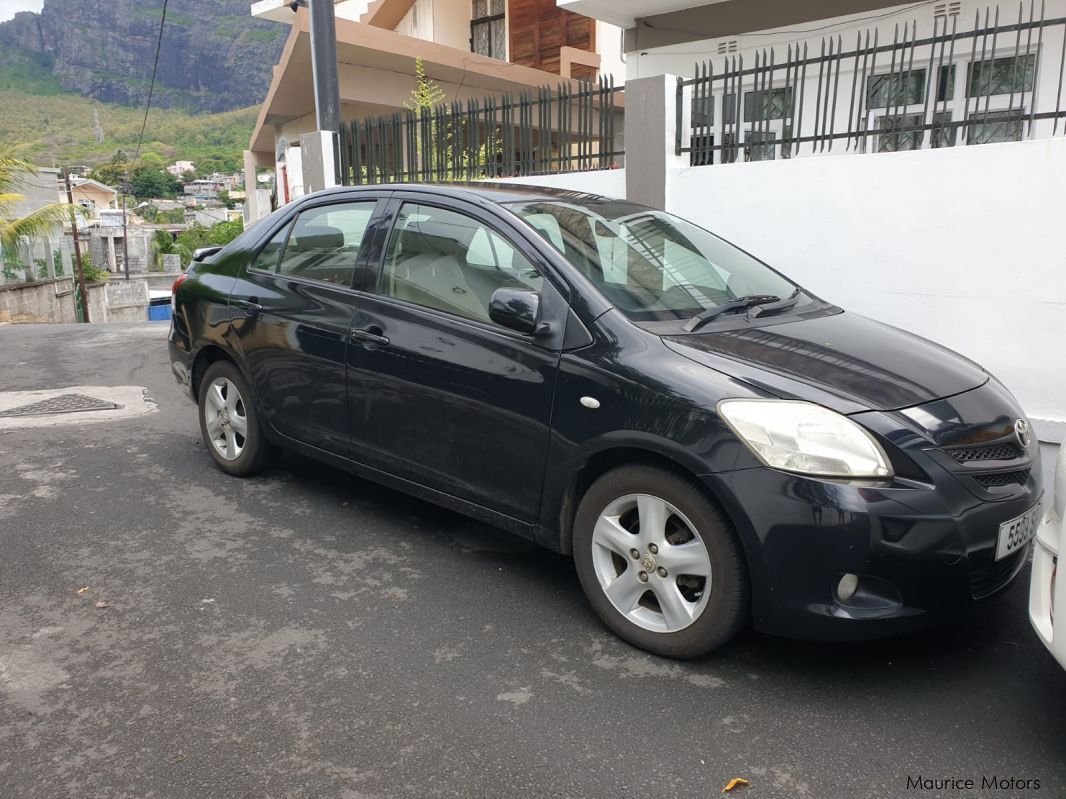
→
(254, 219, 293, 272)
(272, 202, 376, 286)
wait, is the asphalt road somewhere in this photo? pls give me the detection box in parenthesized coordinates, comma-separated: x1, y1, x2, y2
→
(1, 322, 1064, 799)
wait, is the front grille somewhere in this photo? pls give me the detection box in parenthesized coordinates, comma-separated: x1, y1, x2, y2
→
(947, 443, 1024, 463)
(973, 469, 1031, 489)
(970, 548, 1027, 599)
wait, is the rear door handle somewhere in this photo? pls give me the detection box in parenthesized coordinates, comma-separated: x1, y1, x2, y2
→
(350, 328, 390, 348)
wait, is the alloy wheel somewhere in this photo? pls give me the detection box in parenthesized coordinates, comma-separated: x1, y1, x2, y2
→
(203, 377, 248, 461)
(590, 493, 712, 633)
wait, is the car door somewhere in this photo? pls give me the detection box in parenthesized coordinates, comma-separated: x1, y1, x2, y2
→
(229, 196, 383, 455)
(346, 196, 568, 522)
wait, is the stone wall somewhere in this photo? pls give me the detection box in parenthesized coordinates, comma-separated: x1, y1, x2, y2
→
(103, 279, 149, 323)
(0, 277, 149, 324)
(0, 278, 79, 324)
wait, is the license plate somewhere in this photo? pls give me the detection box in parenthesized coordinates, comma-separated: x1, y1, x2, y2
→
(995, 503, 1041, 561)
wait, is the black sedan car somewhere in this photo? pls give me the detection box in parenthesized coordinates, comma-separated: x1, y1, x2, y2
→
(170, 183, 1042, 658)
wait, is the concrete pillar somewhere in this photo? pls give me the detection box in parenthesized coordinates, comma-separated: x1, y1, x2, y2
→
(243, 150, 259, 224)
(300, 130, 339, 195)
(624, 74, 690, 210)
(106, 236, 117, 273)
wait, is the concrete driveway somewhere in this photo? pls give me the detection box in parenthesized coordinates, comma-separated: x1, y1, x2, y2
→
(1, 322, 1064, 799)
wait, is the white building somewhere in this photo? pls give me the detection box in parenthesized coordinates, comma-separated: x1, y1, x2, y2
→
(244, 0, 627, 215)
(561, 0, 1066, 162)
(506, 0, 1065, 444)
(167, 160, 196, 178)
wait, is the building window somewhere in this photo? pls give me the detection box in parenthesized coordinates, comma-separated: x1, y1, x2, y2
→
(966, 108, 1026, 144)
(866, 69, 926, 108)
(967, 54, 1036, 97)
(724, 87, 793, 124)
(744, 129, 789, 161)
(471, 0, 505, 60)
(875, 113, 924, 151)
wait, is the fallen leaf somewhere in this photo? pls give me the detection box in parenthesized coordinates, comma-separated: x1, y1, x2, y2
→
(94, 601, 109, 609)
(76, 587, 90, 595)
(164, 754, 186, 764)
(723, 778, 750, 793)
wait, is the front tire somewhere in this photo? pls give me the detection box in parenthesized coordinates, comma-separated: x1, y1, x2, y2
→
(573, 465, 749, 658)
(197, 360, 275, 477)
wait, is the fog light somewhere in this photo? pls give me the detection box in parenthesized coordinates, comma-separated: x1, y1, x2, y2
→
(837, 573, 860, 602)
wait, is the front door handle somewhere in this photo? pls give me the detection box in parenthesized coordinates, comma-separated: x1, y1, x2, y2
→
(350, 327, 390, 348)
(234, 298, 263, 317)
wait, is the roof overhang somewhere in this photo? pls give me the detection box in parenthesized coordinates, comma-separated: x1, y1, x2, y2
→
(250, 10, 591, 157)
(556, 0, 731, 30)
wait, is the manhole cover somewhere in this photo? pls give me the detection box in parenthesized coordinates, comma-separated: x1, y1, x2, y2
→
(0, 393, 120, 418)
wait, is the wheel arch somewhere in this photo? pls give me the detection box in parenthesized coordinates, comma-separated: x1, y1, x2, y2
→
(190, 344, 236, 401)
(553, 438, 746, 559)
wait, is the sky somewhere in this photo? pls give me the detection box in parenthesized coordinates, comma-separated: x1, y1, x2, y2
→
(0, 0, 44, 23)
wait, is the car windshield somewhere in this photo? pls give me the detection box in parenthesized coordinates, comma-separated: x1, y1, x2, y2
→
(508, 199, 801, 323)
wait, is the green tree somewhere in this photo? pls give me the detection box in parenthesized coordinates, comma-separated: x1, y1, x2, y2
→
(130, 166, 182, 200)
(0, 141, 87, 262)
(397, 57, 499, 182)
(151, 229, 186, 270)
(172, 220, 243, 261)
(404, 57, 447, 113)
(90, 149, 130, 187)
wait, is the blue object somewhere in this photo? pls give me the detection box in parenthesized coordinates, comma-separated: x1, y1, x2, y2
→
(148, 302, 172, 321)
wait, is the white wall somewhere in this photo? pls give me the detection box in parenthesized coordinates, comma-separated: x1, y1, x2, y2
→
(495, 169, 627, 197)
(596, 21, 626, 85)
(498, 136, 1066, 441)
(395, 0, 434, 41)
(433, 0, 473, 50)
(666, 137, 1066, 440)
(626, 0, 1066, 158)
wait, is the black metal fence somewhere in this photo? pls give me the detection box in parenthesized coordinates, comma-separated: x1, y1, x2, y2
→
(339, 77, 622, 185)
(679, 1, 1066, 164)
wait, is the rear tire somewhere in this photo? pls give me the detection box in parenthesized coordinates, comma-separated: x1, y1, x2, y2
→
(572, 464, 749, 658)
(197, 360, 276, 477)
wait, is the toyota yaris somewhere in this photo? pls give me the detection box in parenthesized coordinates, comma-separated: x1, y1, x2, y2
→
(169, 183, 1042, 658)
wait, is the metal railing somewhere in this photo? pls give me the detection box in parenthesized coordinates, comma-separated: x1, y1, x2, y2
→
(678, 1, 1066, 164)
(339, 77, 623, 185)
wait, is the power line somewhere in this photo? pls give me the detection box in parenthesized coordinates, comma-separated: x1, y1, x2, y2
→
(132, 0, 169, 166)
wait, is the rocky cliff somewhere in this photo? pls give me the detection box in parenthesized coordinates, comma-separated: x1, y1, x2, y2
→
(0, 0, 287, 113)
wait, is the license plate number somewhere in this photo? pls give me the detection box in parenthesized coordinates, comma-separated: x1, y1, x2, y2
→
(996, 503, 1041, 561)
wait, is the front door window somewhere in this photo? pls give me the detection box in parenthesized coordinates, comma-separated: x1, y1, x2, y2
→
(380, 203, 543, 325)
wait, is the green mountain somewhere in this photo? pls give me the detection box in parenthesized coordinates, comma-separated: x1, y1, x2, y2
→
(0, 84, 258, 172)
(0, 0, 287, 170)
(0, 0, 286, 113)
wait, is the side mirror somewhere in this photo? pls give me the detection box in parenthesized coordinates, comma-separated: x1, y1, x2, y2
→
(489, 288, 546, 336)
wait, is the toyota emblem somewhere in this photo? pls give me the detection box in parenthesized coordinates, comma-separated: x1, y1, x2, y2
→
(1014, 419, 1031, 448)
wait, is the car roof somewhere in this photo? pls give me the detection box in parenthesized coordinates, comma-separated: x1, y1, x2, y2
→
(295, 181, 619, 206)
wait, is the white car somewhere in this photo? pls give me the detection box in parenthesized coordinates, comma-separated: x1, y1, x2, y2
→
(1030, 443, 1066, 669)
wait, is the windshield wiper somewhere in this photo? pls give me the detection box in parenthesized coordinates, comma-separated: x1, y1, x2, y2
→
(683, 294, 781, 332)
(748, 290, 802, 319)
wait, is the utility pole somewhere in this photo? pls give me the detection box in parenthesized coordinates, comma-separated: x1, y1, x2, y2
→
(63, 168, 91, 323)
(308, 0, 342, 183)
(121, 173, 130, 280)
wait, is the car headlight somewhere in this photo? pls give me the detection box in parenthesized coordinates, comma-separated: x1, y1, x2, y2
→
(718, 399, 893, 478)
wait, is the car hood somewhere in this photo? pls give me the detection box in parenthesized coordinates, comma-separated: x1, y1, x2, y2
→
(662, 311, 988, 414)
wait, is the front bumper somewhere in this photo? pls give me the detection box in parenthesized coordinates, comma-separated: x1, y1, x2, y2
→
(706, 464, 1041, 641)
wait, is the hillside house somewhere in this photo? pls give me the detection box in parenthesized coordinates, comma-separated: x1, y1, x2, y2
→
(243, 0, 625, 216)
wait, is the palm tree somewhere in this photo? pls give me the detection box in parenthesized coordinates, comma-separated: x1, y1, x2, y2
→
(0, 141, 87, 258)
(151, 228, 191, 271)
